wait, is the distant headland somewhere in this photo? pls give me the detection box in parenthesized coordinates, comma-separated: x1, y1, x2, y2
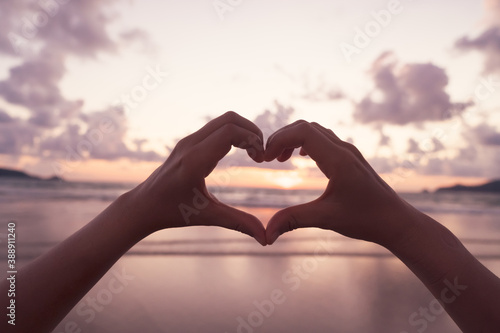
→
(0, 167, 63, 181)
(436, 180, 500, 193)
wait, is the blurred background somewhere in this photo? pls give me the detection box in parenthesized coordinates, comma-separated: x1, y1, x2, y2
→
(1, 0, 500, 332)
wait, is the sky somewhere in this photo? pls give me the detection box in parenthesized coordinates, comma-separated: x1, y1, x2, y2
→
(0, 0, 500, 191)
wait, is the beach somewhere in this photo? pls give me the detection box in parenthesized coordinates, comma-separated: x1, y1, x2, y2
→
(2, 179, 500, 332)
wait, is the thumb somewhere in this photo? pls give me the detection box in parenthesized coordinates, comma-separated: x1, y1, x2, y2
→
(195, 201, 267, 246)
(266, 202, 327, 245)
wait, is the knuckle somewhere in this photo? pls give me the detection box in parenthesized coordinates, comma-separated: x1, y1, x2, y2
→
(296, 121, 312, 134)
(175, 136, 191, 150)
(342, 141, 356, 151)
(343, 142, 363, 159)
(294, 119, 309, 126)
(220, 123, 238, 136)
(223, 110, 239, 122)
(176, 148, 198, 174)
(176, 155, 191, 174)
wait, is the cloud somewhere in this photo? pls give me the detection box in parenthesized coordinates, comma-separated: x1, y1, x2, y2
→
(431, 137, 445, 152)
(0, 116, 38, 156)
(0, 109, 13, 123)
(395, 125, 500, 179)
(408, 137, 446, 153)
(0, 1, 30, 56)
(253, 101, 295, 138)
(353, 52, 470, 125)
(0, 48, 83, 128)
(471, 123, 500, 146)
(406, 138, 422, 154)
(39, 106, 162, 162)
(0, 1, 123, 128)
(1, 0, 120, 58)
(36, 0, 118, 57)
(0, 1, 160, 166)
(119, 28, 157, 54)
(217, 101, 296, 170)
(377, 127, 391, 147)
(455, 0, 500, 73)
(455, 27, 500, 73)
(419, 148, 499, 179)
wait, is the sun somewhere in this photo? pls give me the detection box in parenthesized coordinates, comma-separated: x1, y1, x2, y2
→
(269, 171, 303, 189)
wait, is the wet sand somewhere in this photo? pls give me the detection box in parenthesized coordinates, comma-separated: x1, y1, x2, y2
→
(43, 207, 500, 333)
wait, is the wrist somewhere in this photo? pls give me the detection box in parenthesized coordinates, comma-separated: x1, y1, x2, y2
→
(380, 204, 426, 251)
(110, 189, 155, 241)
(371, 198, 424, 250)
(381, 206, 471, 285)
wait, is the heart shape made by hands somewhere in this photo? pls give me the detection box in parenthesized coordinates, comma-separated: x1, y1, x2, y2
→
(142, 112, 406, 249)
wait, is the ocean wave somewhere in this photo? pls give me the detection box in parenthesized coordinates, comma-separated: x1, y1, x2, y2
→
(2, 179, 500, 213)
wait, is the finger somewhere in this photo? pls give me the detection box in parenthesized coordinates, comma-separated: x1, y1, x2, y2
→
(277, 148, 295, 162)
(187, 111, 263, 147)
(188, 123, 265, 178)
(265, 121, 311, 162)
(266, 120, 308, 149)
(264, 121, 344, 178)
(309, 122, 343, 144)
(309, 123, 389, 188)
(194, 202, 267, 246)
(310, 123, 363, 160)
(265, 121, 324, 161)
(265, 201, 330, 245)
(245, 140, 266, 163)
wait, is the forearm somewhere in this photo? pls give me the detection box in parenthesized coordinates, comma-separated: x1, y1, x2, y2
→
(384, 205, 500, 332)
(1, 192, 147, 333)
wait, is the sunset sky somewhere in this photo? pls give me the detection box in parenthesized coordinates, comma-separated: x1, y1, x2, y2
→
(1, 0, 499, 191)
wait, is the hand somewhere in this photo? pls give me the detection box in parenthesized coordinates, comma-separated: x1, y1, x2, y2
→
(124, 111, 267, 245)
(264, 120, 416, 246)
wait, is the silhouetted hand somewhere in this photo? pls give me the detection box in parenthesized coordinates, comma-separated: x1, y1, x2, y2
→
(126, 111, 267, 245)
(264, 120, 414, 246)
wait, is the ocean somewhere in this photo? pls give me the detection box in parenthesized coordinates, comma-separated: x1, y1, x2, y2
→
(1, 178, 500, 332)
